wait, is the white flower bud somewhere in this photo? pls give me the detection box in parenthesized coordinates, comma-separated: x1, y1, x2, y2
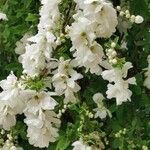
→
(56, 38, 61, 45)
(108, 48, 113, 53)
(112, 59, 117, 64)
(116, 6, 121, 11)
(109, 60, 113, 64)
(125, 10, 130, 15)
(1, 129, 5, 135)
(64, 104, 67, 109)
(10, 146, 16, 150)
(108, 56, 113, 60)
(119, 11, 124, 16)
(61, 109, 65, 113)
(126, 14, 130, 19)
(130, 15, 135, 22)
(135, 15, 144, 24)
(89, 113, 94, 118)
(111, 51, 117, 57)
(111, 42, 116, 48)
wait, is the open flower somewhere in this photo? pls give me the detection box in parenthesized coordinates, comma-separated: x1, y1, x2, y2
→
(102, 62, 136, 105)
(93, 93, 111, 119)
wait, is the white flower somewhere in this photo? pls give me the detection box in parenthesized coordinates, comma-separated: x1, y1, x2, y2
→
(144, 55, 150, 89)
(0, 72, 33, 130)
(68, 16, 105, 74)
(38, 0, 60, 31)
(93, 93, 111, 119)
(24, 110, 60, 148)
(102, 62, 136, 105)
(0, 12, 8, 20)
(72, 140, 92, 150)
(15, 32, 32, 55)
(52, 57, 83, 103)
(20, 0, 61, 77)
(24, 91, 58, 115)
(68, 0, 116, 75)
(135, 15, 144, 24)
(21, 41, 46, 76)
(69, 16, 96, 48)
(91, 1, 118, 38)
(74, 0, 118, 38)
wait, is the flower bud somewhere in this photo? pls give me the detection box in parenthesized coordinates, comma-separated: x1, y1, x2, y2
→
(111, 42, 116, 48)
(135, 15, 144, 24)
(120, 11, 124, 16)
(116, 6, 121, 11)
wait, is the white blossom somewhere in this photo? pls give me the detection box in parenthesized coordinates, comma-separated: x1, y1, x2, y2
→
(15, 32, 32, 55)
(24, 91, 58, 115)
(72, 140, 92, 150)
(144, 55, 150, 89)
(52, 57, 83, 103)
(0, 12, 8, 20)
(102, 62, 136, 105)
(0, 72, 33, 130)
(25, 110, 60, 148)
(68, 0, 117, 75)
(74, 0, 118, 38)
(93, 93, 111, 119)
(20, 0, 61, 76)
(23, 90, 60, 148)
(68, 16, 105, 75)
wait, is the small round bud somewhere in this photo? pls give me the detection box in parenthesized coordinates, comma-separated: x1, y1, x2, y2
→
(125, 10, 130, 14)
(60, 33, 64, 38)
(89, 113, 94, 118)
(62, 109, 65, 113)
(109, 60, 113, 64)
(126, 14, 130, 19)
(111, 42, 116, 48)
(56, 38, 61, 45)
(116, 6, 121, 11)
(115, 133, 119, 138)
(119, 11, 124, 16)
(135, 15, 144, 24)
(130, 15, 135, 22)
(61, 39, 66, 43)
(77, 128, 81, 132)
(108, 48, 113, 53)
(112, 59, 117, 64)
(64, 105, 67, 109)
(111, 51, 117, 57)
(10, 146, 16, 150)
(108, 56, 113, 60)
(68, 104, 71, 108)
(1, 129, 5, 135)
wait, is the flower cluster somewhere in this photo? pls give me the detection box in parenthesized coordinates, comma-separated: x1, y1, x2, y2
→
(52, 57, 83, 103)
(0, 129, 23, 150)
(20, 0, 61, 76)
(102, 62, 136, 105)
(0, 0, 147, 149)
(67, 0, 118, 75)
